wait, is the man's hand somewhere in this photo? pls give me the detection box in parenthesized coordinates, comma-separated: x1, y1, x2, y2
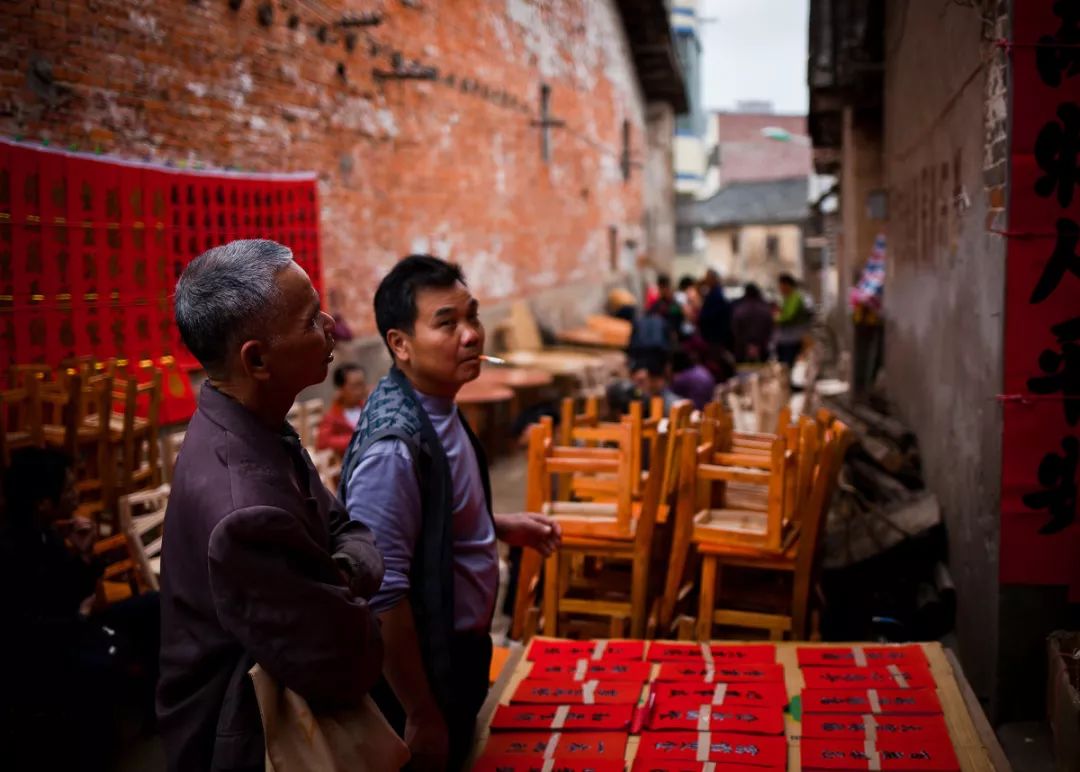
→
(403, 703, 449, 772)
(331, 552, 382, 599)
(494, 512, 562, 557)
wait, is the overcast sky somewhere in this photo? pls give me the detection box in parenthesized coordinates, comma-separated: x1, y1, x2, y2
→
(698, 0, 810, 114)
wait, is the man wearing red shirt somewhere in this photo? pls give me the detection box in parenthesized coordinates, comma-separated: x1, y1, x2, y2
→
(316, 363, 368, 455)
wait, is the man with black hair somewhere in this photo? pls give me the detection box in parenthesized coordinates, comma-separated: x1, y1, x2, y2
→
(1, 447, 159, 771)
(340, 254, 561, 771)
(731, 282, 774, 363)
(316, 362, 368, 455)
(647, 272, 685, 340)
(158, 239, 385, 772)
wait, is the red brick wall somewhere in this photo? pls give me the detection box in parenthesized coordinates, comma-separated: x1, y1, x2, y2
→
(0, 0, 647, 334)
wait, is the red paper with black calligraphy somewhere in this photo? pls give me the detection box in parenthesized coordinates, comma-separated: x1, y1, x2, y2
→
(1001, 0, 1080, 597)
(801, 739, 960, 771)
(654, 662, 785, 683)
(527, 658, 653, 682)
(800, 664, 937, 691)
(489, 703, 634, 732)
(797, 646, 928, 669)
(800, 714, 951, 742)
(635, 731, 787, 767)
(801, 689, 943, 715)
(473, 759, 625, 772)
(648, 642, 777, 663)
(649, 681, 790, 709)
(478, 732, 628, 762)
(510, 679, 644, 705)
(527, 639, 645, 662)
(646, 701, 785, 735)
(631, 761, 783, 772)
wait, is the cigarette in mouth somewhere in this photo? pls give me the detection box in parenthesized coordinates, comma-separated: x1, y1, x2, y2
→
(479, 355, 507, 365)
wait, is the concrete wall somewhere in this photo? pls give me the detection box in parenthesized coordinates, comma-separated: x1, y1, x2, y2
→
(881, 0, 1005, 706)
(1, 0, 650, 337)
(645, 102, 677, 272)
(703, 223, 803, 292)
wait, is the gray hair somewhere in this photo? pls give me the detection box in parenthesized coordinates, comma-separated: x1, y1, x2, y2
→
(174, 239, 295, 375)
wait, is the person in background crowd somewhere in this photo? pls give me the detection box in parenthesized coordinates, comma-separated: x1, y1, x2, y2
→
(697, 268, 736, 381)
(316, 363, 369, 456)
(606, 287, 638, 323)
(631, 354, 679, 412)
(340, 255, 561, 772)
(158, 240, 385, 772)
(1, 447, 160, 772)
(670, 349, 717, 410)
(647, 273, 686, 341)
(731, 282, 775, 363)
(776, 273, 812, 368)
(675, 275, 701, 335)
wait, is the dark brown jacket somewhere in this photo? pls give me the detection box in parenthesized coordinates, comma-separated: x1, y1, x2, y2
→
(157, 384, 384, 772)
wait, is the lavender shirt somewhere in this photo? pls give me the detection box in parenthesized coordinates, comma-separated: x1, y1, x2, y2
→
(345, 390, 499, 632)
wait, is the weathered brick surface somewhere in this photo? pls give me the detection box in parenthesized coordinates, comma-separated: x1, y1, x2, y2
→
(0, 0, 649, 333)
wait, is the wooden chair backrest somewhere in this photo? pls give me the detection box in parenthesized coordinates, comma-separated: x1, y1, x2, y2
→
(559, 395, 600, 447)
(660, 401, 694, 501)
(115, 367, 163, 491)
(791, 421, 851, 638)
(527, 416, 634, 535)
(8, 364, 51, 389)
(0, 379, 44, 465)
(37, 373, 82, 456)
(117, 483, 171, 592)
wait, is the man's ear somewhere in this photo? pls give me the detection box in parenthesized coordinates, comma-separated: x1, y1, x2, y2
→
(386, 329, 411, 364)
(239, 339, 272, 381)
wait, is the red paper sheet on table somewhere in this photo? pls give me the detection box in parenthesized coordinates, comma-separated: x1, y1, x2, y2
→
(1000, 0, 1080, 599)
(527, 639, 645, 662)
(801, 714, 950, 742)
(511, 679, 644, 705)
(490, 703, 634, 731)
(648, 642, 776, 663)
(650, 681, 790, 708)
(479, 732, 628, 761)
(647, 701, 785, 735)
(654, 662, 785, 683)
(528, 658, 653, 682)
(797, 645, 928, 669)
(635, 731, 787, 767)
(801, 739, 959, 771)
(473, 759, 625, 772)
(802, 689, 943, 715)
(632, 761, 783, 772)
(801, 664, 937, 691)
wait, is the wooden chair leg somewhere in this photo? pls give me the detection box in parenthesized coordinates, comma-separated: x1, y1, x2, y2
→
(696, 555, 717, 642)
(543, 551, 560, 637)
(676, 615, 696, 641)
(523, 606, 540, 642)
(629, 553, 649, 639)
(511, 548, 543, 639)
(609, 614, 628, 639)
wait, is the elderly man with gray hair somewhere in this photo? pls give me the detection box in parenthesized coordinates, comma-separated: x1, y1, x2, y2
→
(156, 240, 385, 772)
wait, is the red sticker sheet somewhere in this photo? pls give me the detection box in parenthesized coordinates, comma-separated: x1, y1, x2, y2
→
(801, 689, 943, 715)
(654, 662, 785, 683)
(648, 642, 777, 663)
(479, 732, 628, 761)
(528, 658, 654, 682)
(801, 665, 937, 691)
(490, 703, 634, 732)
(797, 646, 929, 669)
(635, 731, 787, 767)
(801, 739, 960, 771)
(631, 760, 784, 772)
(649, 681, 790, 709)
(527, 639, 646, 662)
(510, 679, 644, 705)
(474, 760, 625, 772)
(801, 714, 951, 742)
(647, 701, 785, 735)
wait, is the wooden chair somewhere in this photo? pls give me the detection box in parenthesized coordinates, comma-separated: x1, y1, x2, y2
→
(161, 430, 186, 483)
(41, 373, 115, 523)
(310, 447, 343, 491)
(94, 484, 170, 599)
(7, 363, 51, 389)
(87, 367, 163, 498)
(541, 428, 670, 639)
(298, 397, 325, 448)
(0, 379, 43, 466)
(688, 421, 851, 641)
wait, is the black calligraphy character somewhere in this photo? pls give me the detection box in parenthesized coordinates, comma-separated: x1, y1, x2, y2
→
(1037, 104, 1080, 207)
(1022, 436, 1078, 534)
(1039, 2, 1080, 86)
(1029, 315, 1080, 425)
(882, 751, 904, 760)
(1032, 219, 1080, 303)
(912, 750, 931, 760)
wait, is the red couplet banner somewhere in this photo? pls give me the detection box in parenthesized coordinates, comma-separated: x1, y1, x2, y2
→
(0, 140, 321, 423)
